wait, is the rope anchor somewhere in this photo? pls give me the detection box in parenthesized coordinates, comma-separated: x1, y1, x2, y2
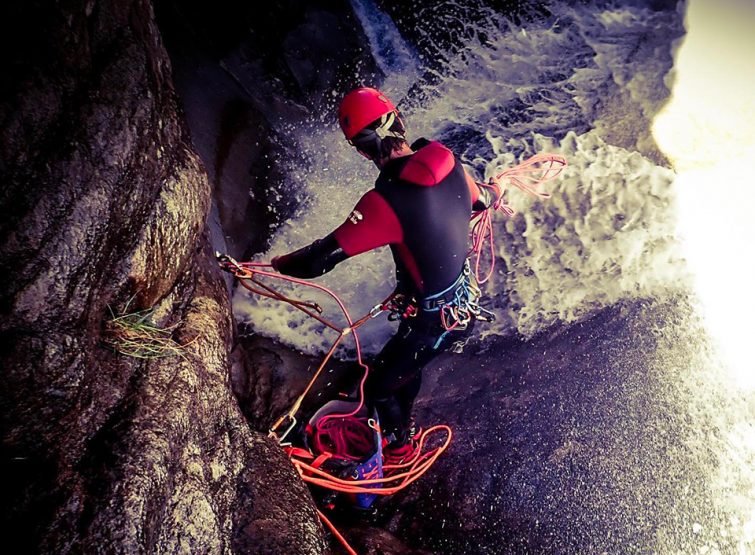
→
(216, 251, 249, 277)
(269, 414, 298, 444)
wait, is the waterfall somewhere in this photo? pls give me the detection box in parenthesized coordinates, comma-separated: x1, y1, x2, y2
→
(235, 2, 684, 351)
(349, 0, 420, 98)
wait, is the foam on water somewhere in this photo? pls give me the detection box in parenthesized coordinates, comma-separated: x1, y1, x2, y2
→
(477, 130, 683, 338)
(232, 133, 398, 355)
(404, 3, 679, 151)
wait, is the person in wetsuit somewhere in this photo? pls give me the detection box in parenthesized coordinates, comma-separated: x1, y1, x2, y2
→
(272, 87, 501, 454)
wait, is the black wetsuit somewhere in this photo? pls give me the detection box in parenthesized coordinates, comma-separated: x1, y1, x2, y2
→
(274, 138, 499, 442)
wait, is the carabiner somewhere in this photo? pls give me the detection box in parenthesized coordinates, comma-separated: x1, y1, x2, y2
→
(369, 303, 386, 319)
(216, 251, 247, 276)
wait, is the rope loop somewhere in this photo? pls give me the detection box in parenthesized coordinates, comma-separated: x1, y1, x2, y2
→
(469, 153, 567, 284)
(216, 251, 454, 555)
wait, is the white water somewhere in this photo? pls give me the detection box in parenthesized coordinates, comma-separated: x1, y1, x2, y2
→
(653, 0, 755, 392)
(652, 0, 755, 550)
(234, 2, 685, 352)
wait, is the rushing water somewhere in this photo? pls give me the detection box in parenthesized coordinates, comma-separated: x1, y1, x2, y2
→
(234, 1, 684, 352)
(233, 0, 755, 551)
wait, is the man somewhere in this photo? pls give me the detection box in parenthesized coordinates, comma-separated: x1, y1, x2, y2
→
(272, 87, 501, 456)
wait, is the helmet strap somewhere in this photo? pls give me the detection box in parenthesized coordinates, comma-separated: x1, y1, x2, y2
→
(349, 111, 405, 157)
(374, 112, 403, 139)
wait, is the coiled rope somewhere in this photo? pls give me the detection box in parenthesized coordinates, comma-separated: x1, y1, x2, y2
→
(218, 256, 451, 554)
(470, 153, 568, 284)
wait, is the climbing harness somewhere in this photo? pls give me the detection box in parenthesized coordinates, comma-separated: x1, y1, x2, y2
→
(381, 259, 494, 335)
(425, 259, 496, 333)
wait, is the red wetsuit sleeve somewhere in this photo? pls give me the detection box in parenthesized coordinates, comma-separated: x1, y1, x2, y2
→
(333, 190, 403, 256)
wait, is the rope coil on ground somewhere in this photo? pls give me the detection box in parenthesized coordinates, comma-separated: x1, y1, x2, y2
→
(292, 424, 452, 495)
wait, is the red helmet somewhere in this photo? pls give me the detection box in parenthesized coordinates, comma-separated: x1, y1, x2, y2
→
(338, 87, 399, 141)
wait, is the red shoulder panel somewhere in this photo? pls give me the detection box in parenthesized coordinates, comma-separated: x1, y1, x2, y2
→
(399, 141, 455, 186)
(333, 190, 403, 257)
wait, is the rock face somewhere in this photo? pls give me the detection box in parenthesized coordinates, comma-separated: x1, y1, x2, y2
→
(377, 296, 744, 553)
(0, 1, 324, 553)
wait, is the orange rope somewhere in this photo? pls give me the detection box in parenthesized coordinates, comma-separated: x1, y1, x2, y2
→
(317, 509, 358, 555)
(470, 153, 567, 284)
(232, 265, 376, 434)
(219, 257, 453, 554)
(291, 425, 452, 494)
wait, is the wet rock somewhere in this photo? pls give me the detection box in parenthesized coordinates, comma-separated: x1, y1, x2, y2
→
(342, 525, 433, 554)
(154, 0, 299, 261)
(281, 7, 378, 107)
(1, 1, 324, 553)
(232, 333, 354, 433)
(234, 433, 324, 554)
(232, 335, 300, 430)
(374, 296, 746, 553)
(154, 0, 380, 260)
